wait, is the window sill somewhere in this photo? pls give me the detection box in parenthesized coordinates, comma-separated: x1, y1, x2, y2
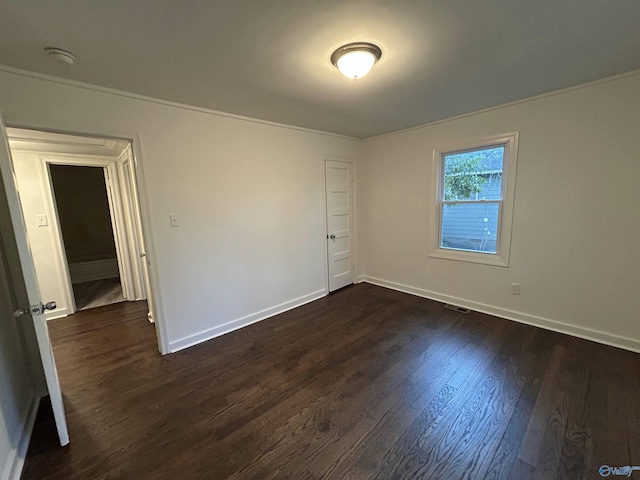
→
(429, 247, 509, 267)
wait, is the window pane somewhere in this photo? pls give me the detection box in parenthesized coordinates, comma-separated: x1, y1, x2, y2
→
(441, 202, 500, 253)
(443, 146, 504, 201)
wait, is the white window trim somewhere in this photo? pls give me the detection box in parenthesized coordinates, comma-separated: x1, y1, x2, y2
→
(428, 132, 519, 267)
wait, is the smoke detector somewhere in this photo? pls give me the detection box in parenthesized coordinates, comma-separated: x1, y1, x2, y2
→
(44, 47, 76, 65)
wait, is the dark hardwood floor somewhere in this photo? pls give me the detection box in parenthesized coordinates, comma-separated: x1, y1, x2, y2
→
(22, 284, 640, 479)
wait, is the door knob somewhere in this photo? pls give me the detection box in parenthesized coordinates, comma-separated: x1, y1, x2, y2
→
(329, 234, 336, 240)
(30, 301, 57, 315)
(14, 308, 29, 318)
(43, 301, 57, 311)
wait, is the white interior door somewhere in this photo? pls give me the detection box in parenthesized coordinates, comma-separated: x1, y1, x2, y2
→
(0, 118, 69, 446)
(103, 165, 133, 300)
(120, 146, 156, 322)
(325, 160, 353, 292)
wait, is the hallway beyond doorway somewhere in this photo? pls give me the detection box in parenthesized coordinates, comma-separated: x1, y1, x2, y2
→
(72, 277, 125, 310)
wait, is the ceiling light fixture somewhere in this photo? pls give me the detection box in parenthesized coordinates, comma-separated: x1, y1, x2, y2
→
(331, 42, 381, 79)
(44, 47, 76, 65)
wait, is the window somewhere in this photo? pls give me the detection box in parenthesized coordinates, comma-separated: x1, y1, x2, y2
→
(429, 132, 519, 266)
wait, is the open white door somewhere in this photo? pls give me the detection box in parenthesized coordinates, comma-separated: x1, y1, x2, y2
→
(120, 146, 156, 322)
(0, 117, 69, 446)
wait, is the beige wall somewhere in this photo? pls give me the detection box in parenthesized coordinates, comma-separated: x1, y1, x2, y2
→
(358, 72, 640, 351)
(0, 68, 360, 353)
(3, 66, 638, 355)
(11, 151, 71, 318)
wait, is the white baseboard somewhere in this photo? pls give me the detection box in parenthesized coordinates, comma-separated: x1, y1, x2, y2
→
(69, 258, 119, 284)
(2, 394, 40, 480)
(360, 275, 640, 353)
(168, 289, 328, 353)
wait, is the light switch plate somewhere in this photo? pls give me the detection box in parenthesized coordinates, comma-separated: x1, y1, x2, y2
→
(169, 215, 180, 227)
(36, 214, 49, 227)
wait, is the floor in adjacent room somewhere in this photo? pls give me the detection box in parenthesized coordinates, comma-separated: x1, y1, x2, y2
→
(21, 284, 640, 479)
(72, 277, 125, 311)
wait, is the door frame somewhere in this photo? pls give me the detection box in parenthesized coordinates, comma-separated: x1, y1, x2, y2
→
(323, 156, 356, 293)
(117, 146, 146, 301)
(4, 123, 169, 354)
(117, 145, 157, 323)
(42, 154, 138, 313)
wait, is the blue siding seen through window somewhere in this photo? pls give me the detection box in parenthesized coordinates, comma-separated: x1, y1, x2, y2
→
(442, 203, 499, 253)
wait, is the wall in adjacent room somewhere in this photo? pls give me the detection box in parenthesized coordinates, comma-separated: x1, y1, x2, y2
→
(10, 151, 71, 319)
(357, 72, 640, 351)
(49, 165, 117, 265)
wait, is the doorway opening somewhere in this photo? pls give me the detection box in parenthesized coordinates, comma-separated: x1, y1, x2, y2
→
(5, 127, 156, 323)
(1, 123, 165, 448)
(49, 164, 124, 310)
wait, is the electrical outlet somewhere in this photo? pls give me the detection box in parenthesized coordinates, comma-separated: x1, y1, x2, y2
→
(511, 283, 521, 295)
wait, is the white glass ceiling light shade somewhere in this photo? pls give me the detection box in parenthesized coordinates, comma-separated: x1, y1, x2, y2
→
(44, 47, 76, 65)
(331, 43, 382, 79)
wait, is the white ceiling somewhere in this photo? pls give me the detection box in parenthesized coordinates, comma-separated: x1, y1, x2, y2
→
(1, 1, 639, 138)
